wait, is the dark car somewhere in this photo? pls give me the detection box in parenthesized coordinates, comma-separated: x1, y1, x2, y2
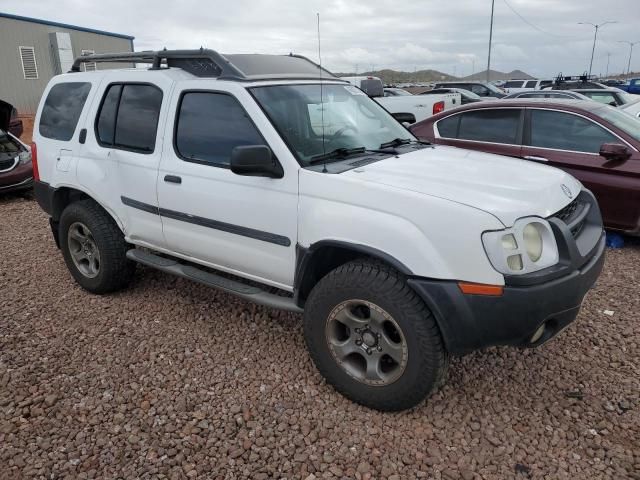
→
(503, 90, 591, 101)
(0, 100, 32, 193)
(410, 99, 640, 234)
(433, 81, 506, 98)
(421, 87, 485, 105)
(0, 99, 23, 138)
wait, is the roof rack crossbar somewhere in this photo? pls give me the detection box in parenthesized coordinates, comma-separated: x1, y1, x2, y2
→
(70, 49, 246, 78)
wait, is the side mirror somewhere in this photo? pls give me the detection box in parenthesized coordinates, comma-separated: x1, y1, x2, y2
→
(608, 101, 618, 107)
(599, 143, 632, 162)
(391, 112, 416, 124)
(230, 145, 283, 178)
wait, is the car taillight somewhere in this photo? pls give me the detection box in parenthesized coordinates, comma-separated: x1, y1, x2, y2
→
(433, 101, 445, 115)
(31, 142, 39, 181)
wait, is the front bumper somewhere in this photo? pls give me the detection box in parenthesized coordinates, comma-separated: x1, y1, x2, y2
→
(409, 189, 606, 356)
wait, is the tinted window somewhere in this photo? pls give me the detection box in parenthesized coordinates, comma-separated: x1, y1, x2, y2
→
(505, 81, 525, 88)
(39, 82, 91, 141)
(520, 93, 546, 98)
(457, 109, 521, 144)
(115, 85, 163, 152)
(436, 115, 460, 138)
(470, 84, 489, 96)
(529, 110, 618, 153)
(96, 85, 121, 145)
(175, 92, 264, 167)
(525, 80, 538, 88)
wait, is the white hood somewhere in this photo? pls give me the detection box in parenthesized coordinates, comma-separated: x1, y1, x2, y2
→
(342, 145, 581, 227)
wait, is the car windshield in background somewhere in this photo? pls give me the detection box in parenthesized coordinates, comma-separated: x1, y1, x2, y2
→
(485, 83, 505, 95)
(460, 90, 482, 100)
(251, 84, 415, 165)
(597, 106, 640, 141)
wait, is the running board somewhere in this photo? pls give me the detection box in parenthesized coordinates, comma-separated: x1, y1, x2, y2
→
(126, 249, 303, 313)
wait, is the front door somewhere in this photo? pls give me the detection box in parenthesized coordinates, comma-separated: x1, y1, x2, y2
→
(522, 108, 640, 230)
(157, 84, 298, 290)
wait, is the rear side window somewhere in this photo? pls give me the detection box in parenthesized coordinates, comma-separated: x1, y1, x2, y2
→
(505, 81, 525, 88)
(174, 92, 264, 167)
(96, 83, 163, 153)
(525, 80, 538, 88)
(436, 115, 460, 138)
(39, 82, 91, 141)
(457, 109, 521, 144)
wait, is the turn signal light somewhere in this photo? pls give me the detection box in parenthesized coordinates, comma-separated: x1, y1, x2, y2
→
(458, 282, 504, 296)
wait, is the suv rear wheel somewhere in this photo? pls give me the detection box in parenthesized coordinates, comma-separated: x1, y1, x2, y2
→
(303, 260, 448, 411)
(59, 200, 135, 293)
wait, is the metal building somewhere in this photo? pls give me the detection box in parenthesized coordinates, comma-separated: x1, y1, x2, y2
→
(0, 13, 134, 114)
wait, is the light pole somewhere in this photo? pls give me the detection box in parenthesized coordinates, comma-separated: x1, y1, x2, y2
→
(605, 52, 611, 78)
(618, 41, 639, 77)
(486, 0, 495, 83)
(578, 21, 617, 77)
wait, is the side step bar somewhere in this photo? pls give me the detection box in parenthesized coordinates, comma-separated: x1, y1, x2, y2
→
(126, 249, 303, 313)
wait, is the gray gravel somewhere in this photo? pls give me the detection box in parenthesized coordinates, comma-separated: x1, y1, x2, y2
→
(1, 194, 639, 479)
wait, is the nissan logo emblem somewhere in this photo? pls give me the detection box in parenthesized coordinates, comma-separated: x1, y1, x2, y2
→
(561, 184, 573, 199)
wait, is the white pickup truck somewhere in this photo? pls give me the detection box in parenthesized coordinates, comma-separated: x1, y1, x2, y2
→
(340, 76, 460, 123)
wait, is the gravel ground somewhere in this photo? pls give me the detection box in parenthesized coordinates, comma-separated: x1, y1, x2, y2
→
(1, 194, 638, 480)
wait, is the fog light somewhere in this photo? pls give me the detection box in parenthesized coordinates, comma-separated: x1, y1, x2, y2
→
(530, 324, 546, 343)
(507, 254, 523, 271)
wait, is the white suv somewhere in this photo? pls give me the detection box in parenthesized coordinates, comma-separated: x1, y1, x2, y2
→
(32, 49, 606, 411)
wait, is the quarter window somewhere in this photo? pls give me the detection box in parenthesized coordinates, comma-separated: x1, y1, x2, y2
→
(175, 92, 264, 167)
(436, 115, 460, 138)
(96, 83, 163, 153)
(457, 109, 521, 144)
(39, 82, 91, 141)
(528, 110, 618, 153)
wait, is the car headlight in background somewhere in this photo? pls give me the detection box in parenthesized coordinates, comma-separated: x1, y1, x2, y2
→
(17, 149, 31, 165)
(482, 217, 559, 275)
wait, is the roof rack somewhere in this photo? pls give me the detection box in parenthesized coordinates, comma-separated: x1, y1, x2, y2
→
(70, 48, 341, 81)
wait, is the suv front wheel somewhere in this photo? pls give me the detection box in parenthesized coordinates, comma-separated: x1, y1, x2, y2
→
(303, 260, 448, 411)
(59, 199, 136, 294)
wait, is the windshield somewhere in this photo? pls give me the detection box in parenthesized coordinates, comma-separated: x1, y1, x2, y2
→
(485, 83, 505, 94)
(597, 105, 640, 141)
(251, 83, 415, 165)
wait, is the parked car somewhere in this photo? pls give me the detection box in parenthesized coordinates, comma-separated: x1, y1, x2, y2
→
(503, 91, 592, 101)
(571, 89, 637, 107)
(601, 79, 626, 88)
(342, 76, 461, 123)
(0, 100, 32, 193)
(32, 49, 604, 411)
(383, 88, 412, 97)
(621, 100, 640, 118)
(411, 99, 640, 234)
(420, 87, 486, 105)
(618, 78, 640, 95)
(0, 98, 23, 138)
(503, 79, 553, 93)
(433, 81, 506, 98)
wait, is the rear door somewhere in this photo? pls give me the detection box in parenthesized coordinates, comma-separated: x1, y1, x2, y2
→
(522, 108, 640, 230)
(433, 108, 524, 158)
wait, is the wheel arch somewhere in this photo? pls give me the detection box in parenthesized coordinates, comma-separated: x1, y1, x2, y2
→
(294, 240, 413, 307)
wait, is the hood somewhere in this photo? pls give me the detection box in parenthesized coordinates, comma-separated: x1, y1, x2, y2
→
(0, 99, 13, 131)
(342, 145, 581, 226)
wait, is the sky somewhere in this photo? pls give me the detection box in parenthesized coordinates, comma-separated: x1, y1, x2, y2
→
(2, 0, 639, 78)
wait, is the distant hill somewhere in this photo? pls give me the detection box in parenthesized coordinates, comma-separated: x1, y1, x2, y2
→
(333, 68, 458, 84)
(463, 69, 535, 81)
(333, 67, 536, 84)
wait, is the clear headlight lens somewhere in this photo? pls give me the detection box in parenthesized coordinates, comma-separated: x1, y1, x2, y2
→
(482, 218, 559, 275)
(18, 150, 31, 165)
(523, 223, 543, 262)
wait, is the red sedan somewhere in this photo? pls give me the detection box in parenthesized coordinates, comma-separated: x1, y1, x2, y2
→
(410, 99, 640, 234)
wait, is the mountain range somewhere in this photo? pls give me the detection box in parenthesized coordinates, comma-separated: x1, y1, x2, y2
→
(334, 68, 535, 84)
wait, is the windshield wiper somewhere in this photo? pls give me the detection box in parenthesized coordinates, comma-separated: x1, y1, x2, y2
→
(309, 147, 367, 164)
(379, 138, 412, 149)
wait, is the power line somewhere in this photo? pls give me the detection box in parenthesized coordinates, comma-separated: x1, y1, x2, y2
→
(502, 0, 581, 39)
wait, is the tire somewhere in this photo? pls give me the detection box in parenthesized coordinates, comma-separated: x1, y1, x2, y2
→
(59, 199, 136, 294)
(304, 259, 448, 411)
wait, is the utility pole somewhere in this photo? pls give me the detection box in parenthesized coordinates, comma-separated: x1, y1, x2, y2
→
(618, 41, 639, 77)
(578, 21, 617, 77)
(486, 0, 495, 83)
(605, 53, 611, 78)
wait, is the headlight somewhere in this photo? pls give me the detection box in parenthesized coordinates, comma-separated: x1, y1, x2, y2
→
(18, 150, 31, 165)
(482, 217, 559, 275)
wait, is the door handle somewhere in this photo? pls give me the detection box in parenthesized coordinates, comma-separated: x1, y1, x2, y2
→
(523, 155, 548, 162)
(164, 175, 182, 184)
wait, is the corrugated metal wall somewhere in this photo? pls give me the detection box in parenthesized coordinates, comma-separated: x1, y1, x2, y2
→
(0, 17, 133, 114)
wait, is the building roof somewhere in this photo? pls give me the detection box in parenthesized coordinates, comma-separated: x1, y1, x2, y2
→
(0, 12, 134, 40)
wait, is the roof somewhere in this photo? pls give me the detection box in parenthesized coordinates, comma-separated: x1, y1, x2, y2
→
(0, 12, 134, 40)
(71, 49, 341, 81)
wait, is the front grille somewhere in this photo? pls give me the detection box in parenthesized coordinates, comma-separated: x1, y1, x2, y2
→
(0, 157, 17, 171)
(553, 199, 579, 223)
(551, 198, 588, 239)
